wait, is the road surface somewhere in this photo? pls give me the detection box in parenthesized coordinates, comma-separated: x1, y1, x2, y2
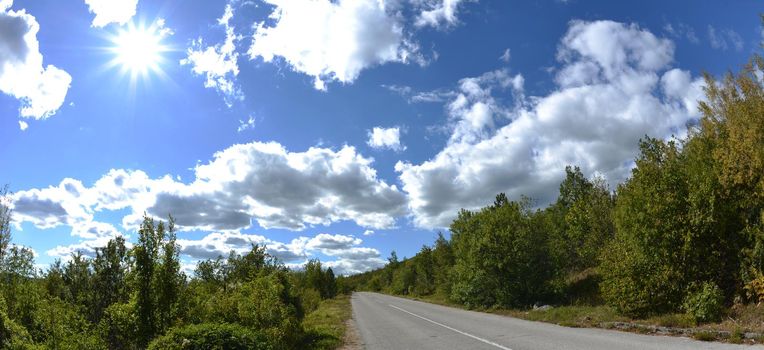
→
(351, 292, 762, 350)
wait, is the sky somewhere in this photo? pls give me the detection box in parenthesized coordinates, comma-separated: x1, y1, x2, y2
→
(0, 0, 761, 275)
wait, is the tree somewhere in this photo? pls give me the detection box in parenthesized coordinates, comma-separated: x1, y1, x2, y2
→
(698, 55, 764, 297)
(134, 216, 160, 345)
(600, 138, 689, 316)
(432, 232, 454, 297)
(156, 217, 183, 333)
(63, 251, 92, 307)
(564, 176, 615, 271)
(450, 194, 554, 308)
(134, 215, 183, 345)
(0, 185, 11, 269)
(92, 236, 129, 322)
(323, 267, 337, 299)
(412, 246, 435, 295)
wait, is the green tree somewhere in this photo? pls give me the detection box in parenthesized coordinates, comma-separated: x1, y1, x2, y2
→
(134, 215, 182, 345)
(156, 217, 183, 333)
(63, 251, 93, 308)
(92, 236, 129, 322)
(412, 246, 435, 295)
(432, 232, 454, 297)
(450, 195, 554, 308)
(323, 267, 337, 299)
(0, 185, 11, 269)
(600, 139, 689, 316)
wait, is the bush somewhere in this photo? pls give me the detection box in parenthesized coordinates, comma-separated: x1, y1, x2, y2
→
(98, 301, 139, 350)
(300, 288, 322, 314)
(0, 295, 41, 350)
(683, 282, 724, 324)
(599, 238, 684, 317)
(203, 273, 303, 348)
(148, 323, 271, 350)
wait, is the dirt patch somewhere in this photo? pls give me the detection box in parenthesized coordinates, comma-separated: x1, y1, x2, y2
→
(338, 317, 363, 350)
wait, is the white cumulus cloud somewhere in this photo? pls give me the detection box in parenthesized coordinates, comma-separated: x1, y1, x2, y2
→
(248, 0, 421, 90)
(0, 1, 71, 126)
(181, 4, 243, 106)
(175, 231, 383, 275)
(396, 20, 705, 228)
(84, 0, 138, 27)
(12, 141, 408, 238)
(414, 0, 469, 29)
(367, 126, 405, 151)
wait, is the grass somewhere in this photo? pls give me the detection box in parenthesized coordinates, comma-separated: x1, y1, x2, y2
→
(301, 294, 353, 350)
(693, 331, 717, 341)
(502, 305, 629, 328)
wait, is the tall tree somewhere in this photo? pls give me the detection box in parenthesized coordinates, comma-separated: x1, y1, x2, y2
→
(432, 232, 454, 296)
(156, 217, 182, 332)
(134, 215, 162, 345)
(63, 251, 92, 307)
(92, 236, 129, 322)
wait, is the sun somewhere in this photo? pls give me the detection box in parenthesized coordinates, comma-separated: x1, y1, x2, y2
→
(108, 21, 170, 79)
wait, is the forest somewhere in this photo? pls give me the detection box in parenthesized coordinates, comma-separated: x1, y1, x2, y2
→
(346, 55, 764, 325)
(1, 53, 763, 350)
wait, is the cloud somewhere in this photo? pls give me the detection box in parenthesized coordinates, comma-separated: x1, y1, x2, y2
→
(382, 84, 456, 103)
(708, 25, 743, 51)
(46, 234, 129, 261)
(303, 233, 384, 274)
(499, 48, 511, 63)
(446, 68, 524, 144)
(181, 4, 243, 106)
(396, 20, 705, 228)
(11, 178, 92, 229)
(248, 0, 421, 90)
(663, 22, 699, 44)
(177, 231, 307, 262)
(0, 1, 71, 125)
(83, 0, 138, 27)
(237, 114, 255, 132)
(325, 256, 385, 275)
(46, 220, 128, 260)
(13, 141, 407, 236)
(305, 233, 360, 250)
(367, 126, 406, 151)
(414, 0, 469, 29)
(177, 231, 383, 275)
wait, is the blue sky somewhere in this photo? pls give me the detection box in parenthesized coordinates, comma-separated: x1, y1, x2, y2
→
(0, 0, 760, 274)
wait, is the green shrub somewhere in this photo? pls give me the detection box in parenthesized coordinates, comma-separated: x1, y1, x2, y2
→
(692, 331, 716, 341)
(148, 323, 271, 350)
(729, 328, 744, 344)
(300, 288, 322, 314)
(98, 301, 139, 350)
(683, 282, 724, 324)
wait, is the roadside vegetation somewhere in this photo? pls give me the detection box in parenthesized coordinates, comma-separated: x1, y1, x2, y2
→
(302, 295, 354, 350)
(0, 184, 353, 349)
(345, 54, 764, 343)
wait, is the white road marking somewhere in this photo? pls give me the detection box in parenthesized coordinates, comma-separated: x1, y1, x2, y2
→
(389, 304, 513, 350)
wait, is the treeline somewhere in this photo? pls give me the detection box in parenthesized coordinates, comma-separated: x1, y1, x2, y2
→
(0, 206, 343, 349)
(347, 56, 764, 322)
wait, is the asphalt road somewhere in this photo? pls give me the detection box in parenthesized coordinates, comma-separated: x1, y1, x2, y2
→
(351, 292, 763, 350)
